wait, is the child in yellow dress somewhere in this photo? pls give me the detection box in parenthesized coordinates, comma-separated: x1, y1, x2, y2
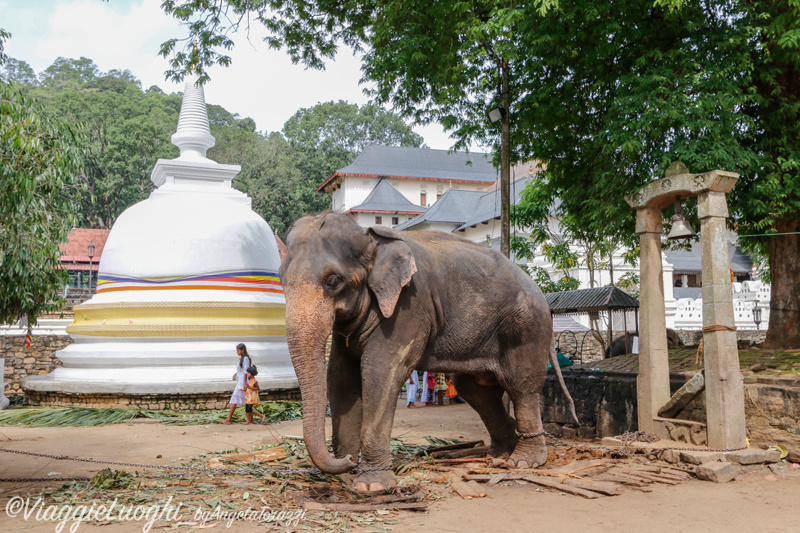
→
(244, 365, 266, 425)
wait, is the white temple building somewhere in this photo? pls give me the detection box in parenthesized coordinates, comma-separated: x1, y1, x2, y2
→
(23, 75, 297, 399)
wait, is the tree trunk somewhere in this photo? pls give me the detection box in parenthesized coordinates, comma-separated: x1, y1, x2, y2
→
(764, 217, 800, 349)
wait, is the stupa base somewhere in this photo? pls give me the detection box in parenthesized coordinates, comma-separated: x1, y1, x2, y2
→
(21, 336, 299, 409)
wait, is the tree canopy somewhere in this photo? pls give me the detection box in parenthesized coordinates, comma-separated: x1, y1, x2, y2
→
(0, 74, 87, 324)
(282, 100, 425, 214)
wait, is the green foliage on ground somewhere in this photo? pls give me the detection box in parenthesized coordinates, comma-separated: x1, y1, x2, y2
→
(0, 401, 305, 427)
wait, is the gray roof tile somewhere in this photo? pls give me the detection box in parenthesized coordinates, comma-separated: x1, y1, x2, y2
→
(319, 146, 497, 191)
(349, 179, 426, 214)
(395, 189, 485, 230)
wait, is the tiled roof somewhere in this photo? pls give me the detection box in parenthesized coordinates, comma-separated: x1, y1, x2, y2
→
(348, 179, 427, 214)
(545, 287, 640, 314)
(59, 228, 111, 263)
(395, 189, 485, 230)
(665, 241, 753, 275)
(318, 145, 497, 192)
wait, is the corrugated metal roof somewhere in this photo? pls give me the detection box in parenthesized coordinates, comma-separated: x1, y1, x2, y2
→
(553, 314, 590, 331)
(395, 189, 485, 230)
(348, 179, 426, 214)
(318, 145, 497, 191)
(546, 287, 639, 314)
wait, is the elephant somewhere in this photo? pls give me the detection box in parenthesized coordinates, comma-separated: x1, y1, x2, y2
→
(605, 328, 685, 357)
(279, 212, 577, 492)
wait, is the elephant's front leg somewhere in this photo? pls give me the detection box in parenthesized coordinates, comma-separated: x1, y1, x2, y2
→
(328, 341, 363, 461)
(352, 346, 416, 492)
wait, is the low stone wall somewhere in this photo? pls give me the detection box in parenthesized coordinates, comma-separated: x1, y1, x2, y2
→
(1, 335, 68, 395)
(552, 331, 610, 363)
(674, 329, 767, 347)
(542, 369, 800, 462)
(26, 388, 302, 410)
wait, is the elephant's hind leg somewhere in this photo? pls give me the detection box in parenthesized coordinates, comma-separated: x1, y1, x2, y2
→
(453, 374, 517, 457)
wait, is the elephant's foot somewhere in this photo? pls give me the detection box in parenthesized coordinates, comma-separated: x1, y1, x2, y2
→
(508, 436, 548, 469)
(352, 469, 397, 492)
(488, 440, 516, 459)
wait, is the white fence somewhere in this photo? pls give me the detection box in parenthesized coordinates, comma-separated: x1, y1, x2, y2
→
(673, 280, 770, 331)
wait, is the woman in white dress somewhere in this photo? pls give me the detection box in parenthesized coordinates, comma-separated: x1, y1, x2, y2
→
(406, 370, 419, 408)
(222, 343, 251, 424)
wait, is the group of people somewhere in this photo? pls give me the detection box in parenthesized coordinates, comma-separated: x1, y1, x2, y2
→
(223, 344, 465, 424)
(404, 370, 464, 408)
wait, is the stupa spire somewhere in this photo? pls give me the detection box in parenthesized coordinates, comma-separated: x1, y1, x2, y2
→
(171, 73, 216, 161)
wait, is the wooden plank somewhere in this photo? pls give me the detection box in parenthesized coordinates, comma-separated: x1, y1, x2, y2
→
(545, 459, 609, 475)
(622, 470, 680, 485)
(629, 465, 691, 480)
(303, 501, 428, 512)
(449, 468, 488, 498)
(207, 447, 288, 468)
(488, 473, 508, 486)
(614, 470, 680, 485)
(561, 478, 624, 496)
(418, 440, 484, 456)
(431, 446, 489, 459)
(598, 472, 652, 486)
(521, 475, 601, 499)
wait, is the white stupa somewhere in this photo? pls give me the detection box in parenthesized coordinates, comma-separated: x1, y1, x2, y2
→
(24, 75, 297, 398)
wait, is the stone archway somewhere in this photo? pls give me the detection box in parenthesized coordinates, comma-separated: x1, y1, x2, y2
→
(625, 163, 746, 449)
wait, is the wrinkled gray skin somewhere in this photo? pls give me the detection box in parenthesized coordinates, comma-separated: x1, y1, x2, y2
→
(605, 328, 685, 357)
(279, 212, 577, 492)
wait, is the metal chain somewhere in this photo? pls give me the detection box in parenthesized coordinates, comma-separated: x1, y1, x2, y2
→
(516, 429, 560, 440)
(0, 448, 392, 481)
(0, 477, 91, 483)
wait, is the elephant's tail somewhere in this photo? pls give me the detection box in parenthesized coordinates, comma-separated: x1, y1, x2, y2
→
(549, 343, 579, 425)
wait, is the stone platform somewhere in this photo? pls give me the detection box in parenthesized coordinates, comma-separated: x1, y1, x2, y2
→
(542, 352, 800, 463)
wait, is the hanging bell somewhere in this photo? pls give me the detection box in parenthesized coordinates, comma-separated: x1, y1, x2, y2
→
(666, 199, 696, 240)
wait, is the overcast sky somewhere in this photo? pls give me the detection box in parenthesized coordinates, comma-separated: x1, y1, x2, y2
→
(1, 0, 469, 151)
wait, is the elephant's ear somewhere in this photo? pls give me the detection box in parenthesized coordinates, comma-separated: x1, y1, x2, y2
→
(367, 227, 417, 318)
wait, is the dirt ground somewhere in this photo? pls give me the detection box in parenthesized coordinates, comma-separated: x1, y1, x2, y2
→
(1, 399, 799, 532)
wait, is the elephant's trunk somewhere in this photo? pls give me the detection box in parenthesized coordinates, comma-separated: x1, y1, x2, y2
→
(285, 281, 357, 475)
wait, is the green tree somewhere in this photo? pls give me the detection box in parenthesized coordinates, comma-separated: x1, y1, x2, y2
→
(282, 100, 424, 210)
(39, 77, 179, 228)
(39, 56, 101, 88)
(0, 80, 87, 324)
(0, 57, 37, 86)
(210, 128, 307, 236)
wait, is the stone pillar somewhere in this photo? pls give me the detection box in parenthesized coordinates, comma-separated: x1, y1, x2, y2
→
(635, 208, 671, 435)
(699, 191, 746, 449)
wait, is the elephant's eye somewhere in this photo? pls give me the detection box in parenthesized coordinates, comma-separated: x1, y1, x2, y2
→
(324, 274, 343, 291)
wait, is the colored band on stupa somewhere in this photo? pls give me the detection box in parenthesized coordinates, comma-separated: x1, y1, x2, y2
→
(96, 271, 283, 294)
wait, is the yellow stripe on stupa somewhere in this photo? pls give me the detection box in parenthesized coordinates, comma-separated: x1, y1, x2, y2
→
(67, 301, 286, 337)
